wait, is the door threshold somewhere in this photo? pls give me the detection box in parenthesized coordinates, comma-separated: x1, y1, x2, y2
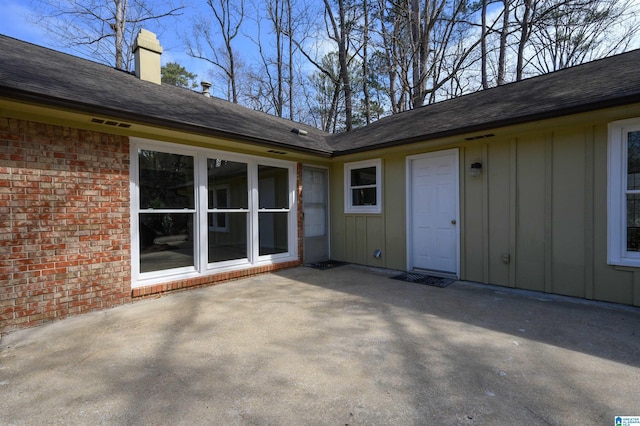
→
(411, 268, 458, 279)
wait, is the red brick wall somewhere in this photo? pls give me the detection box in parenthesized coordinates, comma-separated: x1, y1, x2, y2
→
(0, 118, 131, 332)
(0, 117, 306, 332)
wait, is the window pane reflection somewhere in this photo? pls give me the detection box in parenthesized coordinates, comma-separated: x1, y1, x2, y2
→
(352, 187, 377, 206)
(628, 194, 640, 251)
(628, 131, 640, 190)
(139, 213, 194, 272)
(208, 213, 248, 262)
(259, 212, 288, 255)
(207, 159, 248, 209)
(258, 165, 289, 209)
(139, 150, 194, 209)
(303, 169, 327, 237)
(351, 167, 376, 186)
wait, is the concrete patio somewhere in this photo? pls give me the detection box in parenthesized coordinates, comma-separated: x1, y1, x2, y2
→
(1, 265, 639, 425)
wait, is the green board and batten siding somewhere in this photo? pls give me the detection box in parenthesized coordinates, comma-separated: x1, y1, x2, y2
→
(330, 107, 640, 307)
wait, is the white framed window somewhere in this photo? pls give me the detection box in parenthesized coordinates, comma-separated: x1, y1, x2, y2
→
(608, 118, 640, 267)
(344, 159, 382, 213)
(130, 138, 298, 287)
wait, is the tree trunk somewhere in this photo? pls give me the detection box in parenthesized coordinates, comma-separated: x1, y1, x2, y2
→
(227, 41, 238, 103)
(287, 0, 294, 121)
(275, 0, 284, 117)
(323, 0, 353, 131)
(114, 0, 128, 70)
(337, 0, 353, 131)
(481, 0, 488, 89)
(409, 0, 423, 107)
(516, 0, 532, 81)
(378, 0, 399, 114)
(325, 83, 341, 133)
(362, 0, 371, 125)
(497, 0, 510, 85)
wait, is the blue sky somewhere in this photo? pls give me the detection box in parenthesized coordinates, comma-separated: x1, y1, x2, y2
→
(1, 1, 49, 46)
(3, 0, 640, 93)
(0, 0, 261, 85)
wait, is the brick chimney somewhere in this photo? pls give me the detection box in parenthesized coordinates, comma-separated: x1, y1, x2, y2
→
(133, 29, 163, 84)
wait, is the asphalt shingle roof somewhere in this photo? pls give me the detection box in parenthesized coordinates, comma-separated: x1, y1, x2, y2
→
(0, 35, 332, 155)
(2, 34, 640, 157)
(327, 48, 640, 154)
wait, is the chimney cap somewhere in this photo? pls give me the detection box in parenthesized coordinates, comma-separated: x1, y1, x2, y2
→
(133, 29, 163, 54)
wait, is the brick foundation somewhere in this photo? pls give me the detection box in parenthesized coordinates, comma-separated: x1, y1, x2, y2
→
(0, 118, 132, 332)
(131, 260, 301, 298)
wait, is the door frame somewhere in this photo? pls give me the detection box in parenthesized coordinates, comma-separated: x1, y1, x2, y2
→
(405, 148, 460, 277)
(302, 164, 331, 263)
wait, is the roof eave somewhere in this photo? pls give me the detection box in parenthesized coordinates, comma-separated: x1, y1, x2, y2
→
(330, 94, 640, 156)
(0, 87, 334, 158)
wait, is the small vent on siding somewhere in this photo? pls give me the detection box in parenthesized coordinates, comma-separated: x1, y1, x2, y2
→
(464, 133, 495, 141)
(267, 149, 287, 155)
(90, 118, 132, 128)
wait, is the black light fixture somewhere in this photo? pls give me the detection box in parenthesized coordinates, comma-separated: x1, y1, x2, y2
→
(470, 162, 482, 177)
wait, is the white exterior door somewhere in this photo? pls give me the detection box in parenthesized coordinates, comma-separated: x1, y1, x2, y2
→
(408, 149, 459, 275)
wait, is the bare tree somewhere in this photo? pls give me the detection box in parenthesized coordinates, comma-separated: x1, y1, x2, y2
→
(527, 0, 640, 73)
(480, 0, 489, 89)
(375, 0, 399, 113)
(291, 0, 359, 130)
(268, 0, 286, 116)
(188, 0, 245, 103)
(245, 5, 283, 115)
(477, 0, 514, 87)
(497, 0, 512, 85)
(244, 0, 312, 119)
(286, 0, 295, 120)
(320, 0, 357, 131)
(509, 0, 640, 80)
(31, 0, 183, 70)
(376, 0, 481, 109)
(307, 53, 343, 132)
(360, 0, 372, 125)
(514, 0, 535, 80)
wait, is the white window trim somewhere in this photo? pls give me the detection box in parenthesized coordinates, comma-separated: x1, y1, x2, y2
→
(608, 118, 640, 267)
(130, 137, 298, 288)
(344, 159, 382, 214)
(208, 184, 231, 232)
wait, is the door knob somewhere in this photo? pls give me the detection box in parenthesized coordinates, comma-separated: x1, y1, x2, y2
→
(451, 219, 456, 225)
